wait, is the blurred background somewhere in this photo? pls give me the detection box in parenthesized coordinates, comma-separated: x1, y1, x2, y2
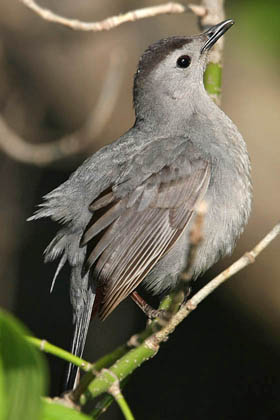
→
(0, 0, 279, 419)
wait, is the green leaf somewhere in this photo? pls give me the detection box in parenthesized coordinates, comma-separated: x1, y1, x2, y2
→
(42, 399, 91, 420)
(0, 310, 47, 420)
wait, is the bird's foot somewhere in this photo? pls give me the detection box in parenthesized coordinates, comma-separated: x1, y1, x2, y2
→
(130, 291, 167, 320)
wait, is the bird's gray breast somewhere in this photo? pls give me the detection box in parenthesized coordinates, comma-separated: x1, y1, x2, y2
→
(185, 109, 251, 277)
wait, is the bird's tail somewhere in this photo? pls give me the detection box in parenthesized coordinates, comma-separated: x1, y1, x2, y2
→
(64, 267, 96, 391)
(28, 191, 97, 391)
(37, 228, 95, 392)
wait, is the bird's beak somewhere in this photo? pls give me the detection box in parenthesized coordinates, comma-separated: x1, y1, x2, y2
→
(201, 19, 234, 53)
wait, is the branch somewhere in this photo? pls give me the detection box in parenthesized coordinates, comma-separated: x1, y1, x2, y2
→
(71, 295, 174, 404)
(90, 377, 130, 420)
(26, 336, 92, 372)
(108, 379, 135, 420)
(154, 221, 280, 342)
(7, 1, 226, 166)
(71, 343, 130, 402)
(0, 49, 124, 166)
(75, 222, 280, 403)
(19, 1, 187, 31)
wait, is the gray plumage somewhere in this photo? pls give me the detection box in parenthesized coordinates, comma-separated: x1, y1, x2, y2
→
(29, 20, 252, 389)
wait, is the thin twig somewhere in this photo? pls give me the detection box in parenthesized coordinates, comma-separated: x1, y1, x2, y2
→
(154, 222, 280, 343)
(19, 1, 187, 31)
(108, 380, 135, 420)
(8, 1, 225, 166)
(0, 49, 125, 166)
(26, 336, 93, 371)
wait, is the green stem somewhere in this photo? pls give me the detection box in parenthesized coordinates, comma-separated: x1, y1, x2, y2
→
(26, 336, 92, 372)
(114, 390, 135, 420)
(91, 377, 130, 419)
(73, 343, 129, 402)
(82, 338, 157, 402)
(79, 294, 178, 404)
(72, 294, 173, 403)
(94, 345, 129, 371)
(204, 62, 222, 105)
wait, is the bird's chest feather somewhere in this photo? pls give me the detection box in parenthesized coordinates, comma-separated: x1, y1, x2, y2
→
(193, 158, 251, 276)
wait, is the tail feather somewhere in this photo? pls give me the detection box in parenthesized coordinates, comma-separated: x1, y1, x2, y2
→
(50, 253, 67, 293)
(63, 269, 96, 392)
(40, 229, 95, 392)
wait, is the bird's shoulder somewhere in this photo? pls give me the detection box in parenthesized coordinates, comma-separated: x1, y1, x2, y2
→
(110, 132, 208, 198)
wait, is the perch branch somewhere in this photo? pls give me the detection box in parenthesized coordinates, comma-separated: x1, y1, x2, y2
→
(154, 222, 280, 342)
(19, 1, 187, 31)
(75, 222, 280, 403)
(71, 295, 174, 404)
(0, 49, 124, 165)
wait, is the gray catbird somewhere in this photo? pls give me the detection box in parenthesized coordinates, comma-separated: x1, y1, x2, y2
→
(30, 19, 252, 390)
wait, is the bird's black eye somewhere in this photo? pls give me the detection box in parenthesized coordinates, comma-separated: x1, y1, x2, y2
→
(176, 55, 191, 68)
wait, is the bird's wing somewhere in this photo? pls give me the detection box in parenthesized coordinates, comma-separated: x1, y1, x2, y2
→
(81, 146, 211, 320)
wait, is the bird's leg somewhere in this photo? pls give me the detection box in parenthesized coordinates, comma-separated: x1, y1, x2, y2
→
(130, 291, 162, 319)
(182, 285, 192, 303)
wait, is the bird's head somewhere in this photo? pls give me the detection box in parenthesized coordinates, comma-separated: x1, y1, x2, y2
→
(133, 19, 234, 125)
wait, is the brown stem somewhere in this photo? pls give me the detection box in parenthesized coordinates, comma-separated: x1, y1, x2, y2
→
(19, 1, 187, 31)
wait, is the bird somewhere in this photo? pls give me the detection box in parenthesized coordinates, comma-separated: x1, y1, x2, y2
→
(29, 19, 252, 390)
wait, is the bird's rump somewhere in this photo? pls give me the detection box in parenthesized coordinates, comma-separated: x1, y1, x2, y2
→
(82, 158, 211, 320)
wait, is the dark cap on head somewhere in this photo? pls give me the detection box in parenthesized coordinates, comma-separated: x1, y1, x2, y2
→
(137, 37, 193, 79)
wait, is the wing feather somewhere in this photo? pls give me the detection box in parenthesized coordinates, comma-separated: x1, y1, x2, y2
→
(100, 221, 175, 319)
(101, 211, 167, 297)
(82, 158, 211, 320)
(81, 201, 125, 246)
(89, 191, 115, 211)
